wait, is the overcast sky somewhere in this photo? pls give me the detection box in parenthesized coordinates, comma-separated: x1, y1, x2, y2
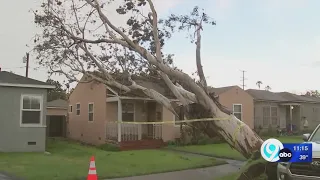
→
(1, 0, 319, 94)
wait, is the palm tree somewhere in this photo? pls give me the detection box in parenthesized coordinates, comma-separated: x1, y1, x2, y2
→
(265, 85, 271, 91)
(256, 81, 263, 89)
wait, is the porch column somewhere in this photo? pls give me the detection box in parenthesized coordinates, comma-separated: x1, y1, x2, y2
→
(290, 105, 293, 131)
(117, 98, 122, 142)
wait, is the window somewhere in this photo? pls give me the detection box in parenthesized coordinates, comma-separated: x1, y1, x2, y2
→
(21, 95, 42, 126)
(271, 107, 278, 125)
(310, 125, 320, 142)
(174, 106, 185, 126)
(122, 103, 134, 122)
(233, 104, 242, 121)
(88, 103, 94, 121)
(263, 106, 270, 126)
(69, 105, 73, 113)
(76, 103, 80, 115)
(156, 112, 162, 121)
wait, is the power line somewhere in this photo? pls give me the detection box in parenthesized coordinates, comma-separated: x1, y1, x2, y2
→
(240, 70, 247, 90)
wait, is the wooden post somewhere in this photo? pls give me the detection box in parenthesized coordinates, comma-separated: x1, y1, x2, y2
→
(25, 53, 29, 77)
(117, 97, 122, 142)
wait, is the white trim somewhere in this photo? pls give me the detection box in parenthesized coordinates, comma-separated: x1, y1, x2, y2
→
(47, 107, 68, 110)
(88, 102, 94, 122)
(76, 103, 80, 116)
(232, 104, 243, 121)
(0, 83, 55, 89)
(20, 94, 43, 127)
(105, 85, 118, 96)
(106, 96, 178, 102)
(69, 105, 73, 113)
(106, 96, 119, 102)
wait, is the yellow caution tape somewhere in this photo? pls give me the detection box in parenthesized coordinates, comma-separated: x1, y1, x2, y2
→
(117, 117, 230, 124)
(232, 123, 245, 144)
(115, 115, 245, 144)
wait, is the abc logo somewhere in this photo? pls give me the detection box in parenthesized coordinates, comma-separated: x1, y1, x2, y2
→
(278, 148, 293, 162)
(261, 138, 284, 162)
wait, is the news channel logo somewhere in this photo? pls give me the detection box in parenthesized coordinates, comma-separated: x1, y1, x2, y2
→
(260, 138, 293, 162)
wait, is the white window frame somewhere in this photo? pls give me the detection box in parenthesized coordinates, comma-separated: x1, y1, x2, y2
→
(270, 106, 278, 125)
(88, 103, 94, 122)
(233, 104, 242, 121)
(122, 102, 135, 122)
(76, 103, 80, 116)
(69, 105, 73, 113)
(20, 94, 43, 127)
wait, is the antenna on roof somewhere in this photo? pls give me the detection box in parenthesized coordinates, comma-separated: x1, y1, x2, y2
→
(240, 70, 247, 90)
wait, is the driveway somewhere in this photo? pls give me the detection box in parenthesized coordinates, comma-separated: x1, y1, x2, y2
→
(107, 157, 245, 180)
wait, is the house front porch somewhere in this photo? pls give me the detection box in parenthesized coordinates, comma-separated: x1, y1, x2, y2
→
(105, 96, 175, 150)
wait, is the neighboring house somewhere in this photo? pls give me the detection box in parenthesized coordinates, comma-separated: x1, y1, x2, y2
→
(47, 99, 68, 137)
(208, 86, 254, 128)
(246, 89, 320, 132)
(68, 74, 178, 149)
(0, 71, 54, 152)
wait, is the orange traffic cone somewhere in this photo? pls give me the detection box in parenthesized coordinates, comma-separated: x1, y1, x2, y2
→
(87, 156, 98, 180)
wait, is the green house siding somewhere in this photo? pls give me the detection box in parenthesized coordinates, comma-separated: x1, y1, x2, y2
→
(0, 86, 47, 152)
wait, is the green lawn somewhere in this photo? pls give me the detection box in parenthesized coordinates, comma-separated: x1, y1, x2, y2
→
(0, 139, 226, 180)
(171, 136, 302, 161)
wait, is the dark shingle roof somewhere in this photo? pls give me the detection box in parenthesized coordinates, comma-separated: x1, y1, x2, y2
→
(47, 99, 68, 108)
(246, 89, 288, 102)
(0, 71, 52, 88)
(246, 89, 320, 103)
(208, 86, 237, 95)
(276, 92, 317, 102)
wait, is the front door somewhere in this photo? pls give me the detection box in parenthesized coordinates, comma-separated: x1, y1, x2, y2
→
(146, 102, 156, 138)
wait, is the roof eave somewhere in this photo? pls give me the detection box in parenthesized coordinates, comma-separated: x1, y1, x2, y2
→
(0, 83, 55, 89)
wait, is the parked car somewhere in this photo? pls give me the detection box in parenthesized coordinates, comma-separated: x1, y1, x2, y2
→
(277, 124, 320, 180)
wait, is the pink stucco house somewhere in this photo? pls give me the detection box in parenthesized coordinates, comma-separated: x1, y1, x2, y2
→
(67, 74, 181, 150)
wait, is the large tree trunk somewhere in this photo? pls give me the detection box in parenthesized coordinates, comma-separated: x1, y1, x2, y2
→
(185, 102, 263, 159)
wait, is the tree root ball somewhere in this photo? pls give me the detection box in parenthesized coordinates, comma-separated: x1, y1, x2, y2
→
(236, 157, 278, 180)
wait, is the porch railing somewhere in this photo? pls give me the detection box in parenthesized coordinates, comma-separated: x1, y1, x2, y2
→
(106, 121, 162, 142)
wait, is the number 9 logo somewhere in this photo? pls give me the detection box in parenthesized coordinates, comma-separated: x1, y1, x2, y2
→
(260, 138, 284, 162)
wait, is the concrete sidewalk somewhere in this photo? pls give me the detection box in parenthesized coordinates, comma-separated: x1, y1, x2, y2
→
(106, 163, 241, 180)
(107, 156, 245, 180)
(0, 172, 22, 180)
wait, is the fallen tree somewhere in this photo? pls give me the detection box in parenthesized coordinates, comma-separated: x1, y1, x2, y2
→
(33, 0, 269, 179)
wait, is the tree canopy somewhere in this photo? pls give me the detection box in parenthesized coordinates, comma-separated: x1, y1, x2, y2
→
(32, 1, 263, 177)
(46, 79, 67, 101)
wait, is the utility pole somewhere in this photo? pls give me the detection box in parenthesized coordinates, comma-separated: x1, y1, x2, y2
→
(23, 53, 29, 77)
(240, 70, 247, 90)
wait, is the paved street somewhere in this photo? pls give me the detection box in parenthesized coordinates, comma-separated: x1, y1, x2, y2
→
(107, 158, 244, 180)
